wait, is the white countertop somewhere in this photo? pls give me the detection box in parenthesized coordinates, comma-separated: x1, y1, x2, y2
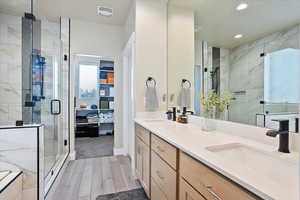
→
(135, 117, 299, 200)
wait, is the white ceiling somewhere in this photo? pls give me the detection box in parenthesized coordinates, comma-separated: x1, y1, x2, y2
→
(169, 0, 300, 49)
(39, 0, 133, 25)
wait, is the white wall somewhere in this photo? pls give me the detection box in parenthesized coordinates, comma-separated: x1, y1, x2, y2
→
(135, 0, 168, 112)
(70, 19, 124, 155)
(71, 19, 124, 56)
(167, 5, 195, 109)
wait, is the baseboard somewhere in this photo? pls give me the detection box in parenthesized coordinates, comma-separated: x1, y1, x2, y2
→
(69, 151, 76, 160)
(114, 147, 127, 155)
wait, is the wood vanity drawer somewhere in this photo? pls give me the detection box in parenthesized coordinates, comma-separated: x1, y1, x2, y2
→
(135, 124, 150, 146)
(180, 178, 206, 200)
(151, 178, 168, 200)
(180, 151, 260, 200)
(151, 151, 176, 200)
(151, 134, 177, 169)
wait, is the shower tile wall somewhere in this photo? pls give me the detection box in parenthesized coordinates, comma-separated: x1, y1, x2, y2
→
(220, 48, 230, 96)
(228, 24, 300, 125)
(0, 13, 22, 125)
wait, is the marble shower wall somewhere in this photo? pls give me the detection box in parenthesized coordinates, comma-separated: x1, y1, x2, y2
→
(228, 24, 300, 125)
(0, 13, 22, 126)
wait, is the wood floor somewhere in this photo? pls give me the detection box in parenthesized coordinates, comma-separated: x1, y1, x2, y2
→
(47, 156, 141, 200)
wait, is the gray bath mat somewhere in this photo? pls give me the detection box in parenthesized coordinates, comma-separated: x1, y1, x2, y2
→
(96, 188, 149, 200)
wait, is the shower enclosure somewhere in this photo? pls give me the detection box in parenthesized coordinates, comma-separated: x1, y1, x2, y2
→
(0, 0, 72, 195)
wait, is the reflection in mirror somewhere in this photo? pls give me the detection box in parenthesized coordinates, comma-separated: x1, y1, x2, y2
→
(167, 0, 300, 131)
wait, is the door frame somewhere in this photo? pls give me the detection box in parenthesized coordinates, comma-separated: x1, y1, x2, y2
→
(122, 32, 136, 168)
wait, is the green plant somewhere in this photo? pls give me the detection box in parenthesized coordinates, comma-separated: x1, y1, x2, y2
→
(201, 91, 231, 118)
(218, 91, 231, 114)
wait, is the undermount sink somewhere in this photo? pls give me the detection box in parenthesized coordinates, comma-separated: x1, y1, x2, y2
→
(206, 143, 297, 178)
(0, 170, 11, 181)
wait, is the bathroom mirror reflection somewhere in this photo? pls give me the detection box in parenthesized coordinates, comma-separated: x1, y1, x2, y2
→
(167, 0, 300, 131)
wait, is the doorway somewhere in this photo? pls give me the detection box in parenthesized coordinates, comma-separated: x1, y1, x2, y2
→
(74, 55, 115, 159)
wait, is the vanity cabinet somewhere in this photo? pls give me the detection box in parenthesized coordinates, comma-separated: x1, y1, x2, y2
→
(179, 178, 206, 200)
(135, 123, 262, 200)
(135, 125, 150, 197)
(151, 150, 177, 200)
(179, 151, 261, 200)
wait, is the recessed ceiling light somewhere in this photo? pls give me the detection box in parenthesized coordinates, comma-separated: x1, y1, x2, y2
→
(234, 34, 243, 39)
(236, 3, 248, 11)
(97, 6, 113, 17)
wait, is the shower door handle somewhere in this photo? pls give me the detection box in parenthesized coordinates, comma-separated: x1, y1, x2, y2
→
(51, 99, 61, 115)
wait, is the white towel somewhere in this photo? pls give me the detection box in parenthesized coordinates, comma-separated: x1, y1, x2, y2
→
(145, 87, 159, 111)
(178, 88, 191, 108)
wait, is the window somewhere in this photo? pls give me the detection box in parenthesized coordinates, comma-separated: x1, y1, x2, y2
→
(264, 48, 300, 103)
(79, 64, 98, 99)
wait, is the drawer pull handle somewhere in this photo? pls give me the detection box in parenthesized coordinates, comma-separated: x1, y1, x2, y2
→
(206, 186, 223, 200)
(157, 146, 165, 153)
(156, 170, 165, 180)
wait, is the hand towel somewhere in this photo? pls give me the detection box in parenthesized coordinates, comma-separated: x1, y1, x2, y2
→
(178, 88, 191, 108)
(145, 87, 159, 111)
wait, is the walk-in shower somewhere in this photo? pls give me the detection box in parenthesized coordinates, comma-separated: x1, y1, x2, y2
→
(0, 0, 70, 197)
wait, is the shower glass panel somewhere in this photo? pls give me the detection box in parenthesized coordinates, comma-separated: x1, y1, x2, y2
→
(40, 18, 67, 186)
(41, 20, 62, 177)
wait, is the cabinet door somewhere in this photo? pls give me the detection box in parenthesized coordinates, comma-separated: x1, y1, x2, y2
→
(135, 136, 150, 198)
(135, 136, 143, 179)
(151, 178, 168, 200)
(180, 178, 206, 200)
(142, 142, 150, 197)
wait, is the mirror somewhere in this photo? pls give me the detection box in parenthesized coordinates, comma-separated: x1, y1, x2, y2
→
(167, 0, 300, 131)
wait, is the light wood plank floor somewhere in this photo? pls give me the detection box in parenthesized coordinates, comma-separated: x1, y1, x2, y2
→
(47, 156, 141, 200)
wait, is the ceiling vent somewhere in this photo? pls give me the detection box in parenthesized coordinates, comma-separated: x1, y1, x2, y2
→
(97, 6, 113, 17)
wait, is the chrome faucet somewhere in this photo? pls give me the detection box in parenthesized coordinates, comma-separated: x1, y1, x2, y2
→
(266, 119, 290, 153)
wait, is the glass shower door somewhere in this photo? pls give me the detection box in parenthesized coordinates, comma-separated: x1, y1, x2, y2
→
(41, 53, 61, 179)
(40, 19, 66, 185)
